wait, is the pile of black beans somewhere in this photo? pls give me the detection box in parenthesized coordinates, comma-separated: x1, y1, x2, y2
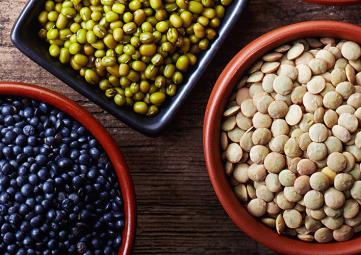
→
(0, 97, 124, 255)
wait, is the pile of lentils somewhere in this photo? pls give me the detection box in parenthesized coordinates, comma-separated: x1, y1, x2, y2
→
(38, 0, 232, 116)
(221, 38, 361, 243)
(0, 97, 124, 254)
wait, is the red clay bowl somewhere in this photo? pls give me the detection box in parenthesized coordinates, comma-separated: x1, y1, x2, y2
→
(203, 21, 361, 255)
(0, 82, 136, 255)
(304, 0, 361, 5)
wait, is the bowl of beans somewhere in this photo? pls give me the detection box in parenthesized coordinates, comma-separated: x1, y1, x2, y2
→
(0, 82, 135, 254)
(11, 0, 247, 136)
(204, 20, 361, 254)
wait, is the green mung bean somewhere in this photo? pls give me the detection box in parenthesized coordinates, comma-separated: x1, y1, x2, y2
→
(39, 0, 232, 116)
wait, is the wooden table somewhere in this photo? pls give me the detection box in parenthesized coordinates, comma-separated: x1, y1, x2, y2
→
(1, 0, 361, 254)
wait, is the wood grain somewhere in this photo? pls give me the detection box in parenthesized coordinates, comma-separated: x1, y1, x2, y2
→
(1, 0, 361, 254)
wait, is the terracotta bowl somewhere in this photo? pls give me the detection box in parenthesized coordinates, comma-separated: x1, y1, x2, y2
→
(304, 0, 361, 5)
(203, 21, 361, 255)
(0, 82, 136, 255)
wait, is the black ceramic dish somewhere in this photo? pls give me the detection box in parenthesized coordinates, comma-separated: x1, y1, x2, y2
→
(11, 0, 248, 136)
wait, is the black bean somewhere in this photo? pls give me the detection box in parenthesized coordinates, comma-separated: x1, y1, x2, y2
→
(0, 97, 124, 254)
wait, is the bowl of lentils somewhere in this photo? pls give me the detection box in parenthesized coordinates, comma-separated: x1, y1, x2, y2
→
(11, 0, 247, 136)
(0, 82, 135, 254)
(204, 21, 361, 255)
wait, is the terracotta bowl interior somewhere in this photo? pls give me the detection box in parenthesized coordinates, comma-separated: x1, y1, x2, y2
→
(204, 21, 361, 255)
(0, 82, 136, 255)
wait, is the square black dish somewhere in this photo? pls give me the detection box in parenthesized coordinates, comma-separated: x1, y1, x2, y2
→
(11, 0, 248, 136)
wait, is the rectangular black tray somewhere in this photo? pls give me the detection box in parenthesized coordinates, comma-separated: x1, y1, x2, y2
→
(11, 0, 248, 136)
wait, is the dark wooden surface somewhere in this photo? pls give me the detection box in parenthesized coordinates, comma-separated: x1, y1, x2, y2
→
(1, 0, 361, 254)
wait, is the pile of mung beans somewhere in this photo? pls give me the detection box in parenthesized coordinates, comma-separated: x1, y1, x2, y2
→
(221, 37, 361, 243)
(38, 0, 232, 116)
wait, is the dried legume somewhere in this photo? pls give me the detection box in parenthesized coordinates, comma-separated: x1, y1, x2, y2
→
(221, 38, 361, 243)
(39, 0, 233, 116)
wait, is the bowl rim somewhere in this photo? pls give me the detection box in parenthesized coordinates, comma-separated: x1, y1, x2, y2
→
(10, 0, 248, 137)
(0, 82, 136, 255)
(203, 20, 361, 255)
